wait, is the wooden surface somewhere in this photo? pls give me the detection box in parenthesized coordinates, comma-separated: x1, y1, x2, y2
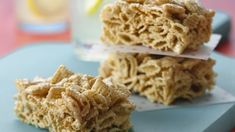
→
(0, 0, 234, 57)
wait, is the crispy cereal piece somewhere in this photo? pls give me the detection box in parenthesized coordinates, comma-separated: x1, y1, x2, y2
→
(100, 53, 216, 105)
(100, 0, 214, 54)
(15, 65, 135, 132)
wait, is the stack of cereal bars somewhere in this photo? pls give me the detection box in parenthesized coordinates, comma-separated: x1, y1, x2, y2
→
(99, 0, 216, 105)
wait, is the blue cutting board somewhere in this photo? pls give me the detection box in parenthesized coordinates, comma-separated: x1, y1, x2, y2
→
(0, 44, 235, 132)
(213, 11, 231, 41)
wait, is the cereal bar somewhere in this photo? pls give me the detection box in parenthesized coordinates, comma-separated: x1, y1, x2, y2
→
(15, 65, 135, 132)
(100, 0, 214, 54)
(100, 53, 216, 105)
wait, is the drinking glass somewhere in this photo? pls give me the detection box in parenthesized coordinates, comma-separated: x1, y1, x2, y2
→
(71, 0, 115, 61)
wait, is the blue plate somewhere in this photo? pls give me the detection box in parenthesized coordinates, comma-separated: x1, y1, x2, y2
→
(0, 44, 235, 132)
(213, 11, 231, 41)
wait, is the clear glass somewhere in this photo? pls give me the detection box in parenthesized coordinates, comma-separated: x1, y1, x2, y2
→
(16, 0, 69, 34)
(71, 0, 115, 61)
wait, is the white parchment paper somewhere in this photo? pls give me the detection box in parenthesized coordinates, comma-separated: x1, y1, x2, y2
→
(88, 34, 221, 60)
(129, 86, 235, 112)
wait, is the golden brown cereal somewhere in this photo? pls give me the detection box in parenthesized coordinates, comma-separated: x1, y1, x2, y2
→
(100, 0, 214, 54)
(15, 65, 135, 132)
(100, 53, 216, 105)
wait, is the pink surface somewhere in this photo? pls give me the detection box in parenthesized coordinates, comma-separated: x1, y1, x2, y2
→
(202, 0, 235, 57)
(0, 0, 234, 57)
(0, 0, 16, 56)
(0, 0, 70, 57)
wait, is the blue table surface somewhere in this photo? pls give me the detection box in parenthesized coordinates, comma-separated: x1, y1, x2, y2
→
(0, 44, 235, 132)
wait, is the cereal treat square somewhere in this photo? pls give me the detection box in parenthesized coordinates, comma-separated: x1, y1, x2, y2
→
(15, 65, 135, 132)
(100, 53, 216, 105)
(100, 0, 215, 54)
